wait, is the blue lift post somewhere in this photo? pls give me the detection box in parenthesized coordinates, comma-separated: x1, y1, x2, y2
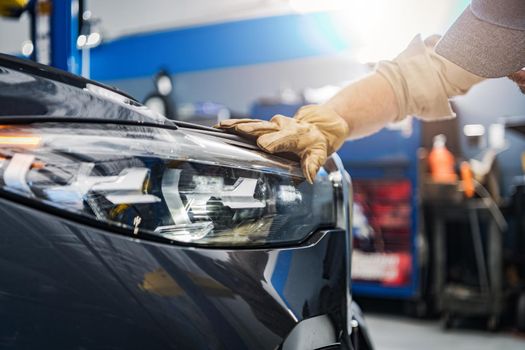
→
(50, 0, 80, 74)
(30, 0, 80, 74)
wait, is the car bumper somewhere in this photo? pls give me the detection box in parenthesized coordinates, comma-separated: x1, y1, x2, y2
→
(0, 196, 351, 349)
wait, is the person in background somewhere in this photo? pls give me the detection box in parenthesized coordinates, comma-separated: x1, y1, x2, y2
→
(217, 0, 525, 183)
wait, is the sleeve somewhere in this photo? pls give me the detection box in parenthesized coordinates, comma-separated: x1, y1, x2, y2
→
(375, 34, 485, 122)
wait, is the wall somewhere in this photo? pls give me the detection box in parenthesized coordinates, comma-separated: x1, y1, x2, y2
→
(0, 12, 29, 53)
(106, 53, 368, 114)
(1, 0, 466, 59)
(86, 0, 466, 81)
(85, 0, 468, 112)
(88, 12, 353, 82)
(87, 0, 466, 44)
(88, 0, 294, 40)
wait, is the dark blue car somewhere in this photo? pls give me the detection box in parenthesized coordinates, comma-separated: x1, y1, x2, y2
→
(0, 54, 373, 350)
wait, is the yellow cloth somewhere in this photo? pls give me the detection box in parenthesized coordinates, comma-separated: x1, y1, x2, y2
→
(0, 0, 28, 16)
(376, 34, 485, 122)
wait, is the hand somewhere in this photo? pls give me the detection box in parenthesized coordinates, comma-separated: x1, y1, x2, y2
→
(216, 105, 350, 183)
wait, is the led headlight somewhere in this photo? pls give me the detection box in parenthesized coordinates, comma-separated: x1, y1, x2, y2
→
(0, 123, 336, 246)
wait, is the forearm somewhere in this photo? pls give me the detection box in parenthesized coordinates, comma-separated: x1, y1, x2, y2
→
(325, 35, 485, 141)
(324, 72, 398, 140)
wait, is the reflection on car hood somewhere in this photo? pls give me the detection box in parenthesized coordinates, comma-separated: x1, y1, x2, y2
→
(0, 54, 172, 126)
(0, 54, 299, 162)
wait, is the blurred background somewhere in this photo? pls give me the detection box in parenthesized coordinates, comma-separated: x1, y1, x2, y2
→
(1, 1, 525, 349)
(0, 0, 482, 118)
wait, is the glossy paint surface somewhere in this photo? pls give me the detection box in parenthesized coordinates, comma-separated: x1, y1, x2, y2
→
(0, 198, 349, 349)
(0, 54, 167, 124)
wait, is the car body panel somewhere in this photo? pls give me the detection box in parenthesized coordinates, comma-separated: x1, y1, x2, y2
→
(0, 197, 348, 349)
(0, 53, 167, 125)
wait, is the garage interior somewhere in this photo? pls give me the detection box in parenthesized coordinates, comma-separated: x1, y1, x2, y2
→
(0, 0, 524, 349)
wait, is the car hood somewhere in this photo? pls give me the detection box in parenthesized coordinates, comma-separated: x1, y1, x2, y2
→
(0, 53, 171, 126)
(0, 54, 290, 158)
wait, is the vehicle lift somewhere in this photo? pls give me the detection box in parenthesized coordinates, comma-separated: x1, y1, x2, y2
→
(1, 0, 83, 74)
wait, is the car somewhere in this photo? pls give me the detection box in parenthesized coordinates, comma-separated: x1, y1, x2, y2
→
(0, 53, 373, 350)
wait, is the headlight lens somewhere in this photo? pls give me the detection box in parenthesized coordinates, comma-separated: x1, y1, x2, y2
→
(0, 123, 336, 246)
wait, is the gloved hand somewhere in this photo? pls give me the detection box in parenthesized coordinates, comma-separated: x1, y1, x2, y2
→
(216, 105, 350, 183)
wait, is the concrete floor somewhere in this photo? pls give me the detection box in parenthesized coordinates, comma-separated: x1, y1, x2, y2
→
(365, 314, 525, 350)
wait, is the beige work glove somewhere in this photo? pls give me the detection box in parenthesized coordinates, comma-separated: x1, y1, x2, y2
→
(216, 105, 350, 183)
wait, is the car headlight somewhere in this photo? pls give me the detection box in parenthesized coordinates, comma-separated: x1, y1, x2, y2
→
(0, 123, 336, 247)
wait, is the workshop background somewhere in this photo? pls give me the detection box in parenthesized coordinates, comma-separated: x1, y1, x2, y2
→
(1, 0, 525, 349)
